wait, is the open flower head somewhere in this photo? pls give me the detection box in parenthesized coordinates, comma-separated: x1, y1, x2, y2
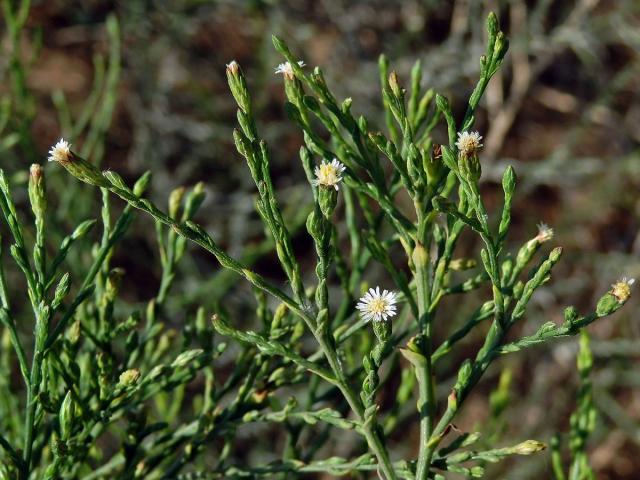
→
(48, 138, 72, 164)
(455, 131, 483, 157)
(356, 287, 398, 323)
(535, 222, 554, 243)
(312, 158, 345, 190)
(611, 277, 635, 303)
(275, 60, 305, 80)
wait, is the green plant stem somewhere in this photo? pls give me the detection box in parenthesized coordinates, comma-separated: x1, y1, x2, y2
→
(414, 244, 436, 480)
(81, 173, 398, 479)
(424, 319, 504, 464)
(21, 311, 45, 479)
(0, 308, 28, 383)
(316, 333, 398, 480)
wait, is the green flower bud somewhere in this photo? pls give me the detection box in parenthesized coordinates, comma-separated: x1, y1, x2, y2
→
(172, 349, 204, 368)
(512, 440, 546, 455)
(412, 242, 429, 269)
(118, 368, 141, 387)
(388, 71, 402, 97)
(133, 171, 152, 197)
(67, 319, 81, 344)
(399, 335, 427, 368)
(168, 186, 186, 219)
(306, 210, 322, 239)
(449, 258, 477, 271)
(105, 268, 124, 302)
(28, 164, 46, 219)
(59, 391, 76, 440)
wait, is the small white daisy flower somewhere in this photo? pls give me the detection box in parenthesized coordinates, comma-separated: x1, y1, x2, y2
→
(48, 138, 72, 164)
(455, 131, 483, 157)
(226, 60, 240, 75)
(611, 277, 635, 303)
(312, 158, 346, 190)
(356, 287, 398, 323)
(535, 222, 554, 243)
(274, 60, 305, 80)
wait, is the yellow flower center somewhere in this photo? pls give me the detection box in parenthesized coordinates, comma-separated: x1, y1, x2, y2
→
(369, 298, 387, 314)
(318, 164, 339, 185)
(612, 282, 631, 302)
(459, 138, 479, 155)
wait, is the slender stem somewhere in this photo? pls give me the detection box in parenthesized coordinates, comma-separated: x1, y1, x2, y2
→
(92, 177, 399, 480)
(21, 312, 45, 479)
(0, 309, 29, 383)
(414, 242, 436, 479)
(317, 336, 397, 480)
(424, 318, 504, 460)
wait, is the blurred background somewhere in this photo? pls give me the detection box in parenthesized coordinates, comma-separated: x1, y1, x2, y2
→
(1, 0, 640, 478)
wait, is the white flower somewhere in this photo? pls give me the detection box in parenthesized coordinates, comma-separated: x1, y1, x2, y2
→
(455, 131, 483, 156)
(356, 287, 398, 323)
(312, 158, 346, 190)
(48, 138, 72, 163)
(535, 222, 554, 243)
(611, 277, 635, 303)
(226, 60, 240, 75)
(274, 60, 305, 80)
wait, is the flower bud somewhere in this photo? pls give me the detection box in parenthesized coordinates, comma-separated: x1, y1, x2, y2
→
(168, 187, 186, 219)
(29, 164, 46, 219)
(172, 349, 204, 368)
(118, 368, 141, 387)
(147, 364, 167, 382)
(271, 303, 288, 330)
(226, 60, 240, 76)
(388, 71, 401, 97)
(67, 319, 81, 344)
(512, 440, 546, 455)
(412, 242, 429, 270)
(105, 268, 124, 304)
(59, 391, 76, 440)
(226, 60, 251, 114)
(449, 258, 476, 271)
(399, 335, 427, 368)
(306, 210, 322, 239)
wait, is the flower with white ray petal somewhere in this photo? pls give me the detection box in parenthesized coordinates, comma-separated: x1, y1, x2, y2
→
(455, 131, 483, 157)
(312, 159, 346, 190)
(356, 287, 398, 323)
(535, 222, 554, 243)
(275, 60, 305, 80)
(611, 277, 635, 303)
(48, 138, 72, 164)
